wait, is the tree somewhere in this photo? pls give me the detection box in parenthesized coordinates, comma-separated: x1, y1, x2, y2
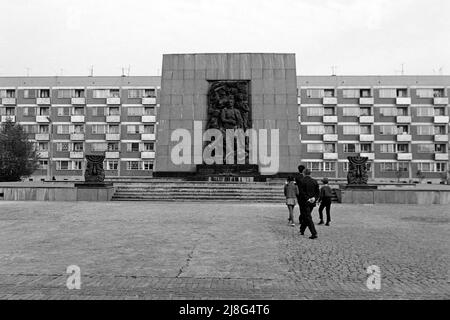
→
(395, 168, 404, 183)
(0, 119, 39, 182)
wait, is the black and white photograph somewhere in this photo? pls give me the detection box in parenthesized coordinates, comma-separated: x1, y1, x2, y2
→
(0, 0, 448, 311)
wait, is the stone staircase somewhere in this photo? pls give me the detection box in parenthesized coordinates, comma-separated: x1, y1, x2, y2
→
(111, 181, 340, 202)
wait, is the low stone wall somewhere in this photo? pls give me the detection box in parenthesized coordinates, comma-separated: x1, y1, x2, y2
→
(0, 184, 115, 201)
(341, 189, 450, 205)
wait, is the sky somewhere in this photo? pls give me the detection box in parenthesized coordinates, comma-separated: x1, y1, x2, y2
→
(0, 0, 449, 76)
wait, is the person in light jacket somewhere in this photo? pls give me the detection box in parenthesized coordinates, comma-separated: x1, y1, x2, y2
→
(284, 176, 299, 226)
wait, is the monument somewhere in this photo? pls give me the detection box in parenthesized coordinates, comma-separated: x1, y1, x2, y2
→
(153, 53, 301, 180)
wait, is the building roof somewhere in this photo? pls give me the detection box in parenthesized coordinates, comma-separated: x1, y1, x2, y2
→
(0, 76, 161, 87)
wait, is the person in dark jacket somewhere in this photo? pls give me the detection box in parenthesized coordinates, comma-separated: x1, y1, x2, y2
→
(298, 169, 319, 239)
(295, 165, 306, 225)
(318, 177, 333, 226)
(284, 176, 299, 226)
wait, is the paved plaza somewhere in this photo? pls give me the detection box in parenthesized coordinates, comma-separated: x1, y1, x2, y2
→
(0, 201, 448, 300)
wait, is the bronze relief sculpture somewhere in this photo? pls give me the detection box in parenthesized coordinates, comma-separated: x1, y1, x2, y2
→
(347, 156, 369, 185)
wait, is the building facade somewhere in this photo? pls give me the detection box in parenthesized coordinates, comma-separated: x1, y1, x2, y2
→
(0, 75, 449, 182)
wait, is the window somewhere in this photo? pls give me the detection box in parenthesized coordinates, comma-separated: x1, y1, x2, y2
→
(109, 89, 120, 98)
(306, 162, 322, 171)
(306, 107, 324, 116)
(127, 125, 141, 134)
(57, 107, 70, 116)
(144, 107, 155, 115)
(56, 125, 71, 134)
(38, 142, 48, 151)
(306, 89, 324, 98)
(360, 89, 371, 97)
(396, 89, 407, 97)
(3, 107, 15, 115)
(143, 125, 155, 134)
(324, 125, 335, 134)
(359, 125, 371, 134)
(127, 143, 140, 152)
(143, 161, 154, 170)
(72, 125, 84, 134)
(91, 107, 103, 116)
(379, 89, 396, 98)
(380, 144, 396, 153)
(127, 161, 140, 170)
(380, 107, 397, 116)
(360, 143, 372, 153)
(23, 107, 29, 116)
(72, 142, 84, 152)
(416, 125, 434, 135)
(396, 144, 409, 153)
(144, 89, 156, 97)
(23, 89, 37, 99)
(397, 125, 409, 134)
(56, 161, 70, 170)
(73, 161, 83, 170)
(39, 89, 50, 98)
(380, 162, 397, 172)
(418, 163, 432, 172)
(92, 124, 106, 134)
(324, 143, 335, 153)
(416, 89, 433, 98)
(39, 125, 49, 134)
(108, 125, 119, 134)
(360, 107, 371, 116)
(416, 107, 434, 117)
(434, 107, 445, 116)
(107, 142, 119, 151)
(307, 144, 323, 153)
(379, 125, 397, 135)
(344, 143, 357, 153)
(323, 107, 335, 116)
(417, 144, 434, 153)
(143, 143, 154, 151)
(128, 89, 142, 98)
(396, 107, 408, 116)
(0, 89, 16, 98)
(108, 107, 120, 115)
(342, 89, 360, 98)
(93, 89, 119, 98)
(39, 107, 49, 116)
(435, 144, 446, 153)
(436, 163, 447, 172)
(91, 143, 107, 152)
(56, 142, 70, 152)
(343, 125, 359, 135)
(343, 107, 360, 116)
(307, 125, 324, 135)
(433, 89, 445, 97)
(127, 107, 144, 116)
(72, 107, 84, 115)
(323, 162, 336, 172)
(57, 89, 72, 98)
(398, 162, 409, 171)
(38, 160, 48, 170)
(324, 89, 335, 97)
(74, 89, 84, 98)
(105, 160, 119, 170)
(434, 126, 446, 135)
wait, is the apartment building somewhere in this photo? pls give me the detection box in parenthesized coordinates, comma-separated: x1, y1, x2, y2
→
(298, 76, 450, 182)
(0, 76, 160, 181)
(0, 75, 449, 181)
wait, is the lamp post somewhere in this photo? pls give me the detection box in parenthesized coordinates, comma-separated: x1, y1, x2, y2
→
(46, 116, 53, 181)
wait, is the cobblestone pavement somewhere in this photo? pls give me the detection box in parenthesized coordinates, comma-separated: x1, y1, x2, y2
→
(0, 201, 448, 299)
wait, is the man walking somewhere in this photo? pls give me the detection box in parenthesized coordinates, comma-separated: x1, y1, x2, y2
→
(295, 165, 306, 226)
(298, 169, 319, 239)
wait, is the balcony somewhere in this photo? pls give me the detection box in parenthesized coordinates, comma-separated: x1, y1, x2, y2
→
(38, 151, 49, 158)
(70, 133, 85, 140)
(1, 115, 15, 122)
(142, 97, 157, 105)
(141, 151, 156, 159)
(36, 115, 50, 123)
(35, 133, 50, 140)
(106, 133, 120, 141)
(435, 153, 449, 161)
(297, 115, 301, 123)
(297, 97, 301, 105)
(359, 116, 374, 123)
(396, 97, 411, 105)
(434, 134, 449, 142)
(360, 152, 375, 160)
(359, 134, 374, 142)
(106, 97, 121, 105)
(71, 97, 86, 105)
(397, 153, 412, 161)
(70, 151, 84, 159)
(434, 116, 449, 124)
(323, 115, 338, 123)
(396, 134, 412, 142)
(323, 134, 338, 142)
(142, 115, 156, 123)
(2, 98, 16, 105)
(396, 115, 411, 123)
(323, 152, 338, 160)
(141, 133, 156, 140)
(105, 151, 120, 159)
(433, 97, 448, 105)
(36, 97, 51, 105)
(71, 115, 85, 122)
(359, 97, 374, 105)
(106, 115, 120, 123)
(323, 97, 337, 105)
